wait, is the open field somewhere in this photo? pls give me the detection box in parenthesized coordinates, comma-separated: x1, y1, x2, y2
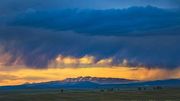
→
(0, 88, 180, 101)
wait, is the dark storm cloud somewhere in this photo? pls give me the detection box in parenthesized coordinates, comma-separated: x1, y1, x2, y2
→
(0, 26, 180, 69)
(0, 27, 89, 67)
(10, 6, 180, 36)
(170, 0, 180, 8)
(0, 0, 180, 15)
(0, 1, 179, 69)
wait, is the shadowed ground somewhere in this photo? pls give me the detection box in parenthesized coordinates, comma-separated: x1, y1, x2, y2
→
(0, 88, 180, 101)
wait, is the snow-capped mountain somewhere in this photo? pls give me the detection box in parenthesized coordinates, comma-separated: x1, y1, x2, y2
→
(62, 76, 138, 84)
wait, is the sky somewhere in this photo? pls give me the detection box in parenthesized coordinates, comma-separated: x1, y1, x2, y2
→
(0, 0, 180, 86)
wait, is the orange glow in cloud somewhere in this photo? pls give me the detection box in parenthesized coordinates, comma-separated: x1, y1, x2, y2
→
(49, 55, 117, 68)
(0, 66, 180, 86)
(0, 55, 180, 86)
(54, 55, 95, 65)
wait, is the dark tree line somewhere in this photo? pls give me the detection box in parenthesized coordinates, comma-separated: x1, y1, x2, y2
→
(138, 86, 163, 91)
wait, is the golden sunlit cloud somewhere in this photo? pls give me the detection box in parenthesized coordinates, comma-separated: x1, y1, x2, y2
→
(0, 66, 180, 86)
(0, 54, 179, 86)
(54, 55, 95, 65)
(48, 55, 145, 69)
(49, 55, 112, 67)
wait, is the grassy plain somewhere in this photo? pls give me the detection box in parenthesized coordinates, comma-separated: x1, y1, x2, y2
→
(0, 88, 180, 101)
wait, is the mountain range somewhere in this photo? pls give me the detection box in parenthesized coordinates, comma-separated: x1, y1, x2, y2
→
(0, 77, 180, 90)
(62, 76, 138, 84)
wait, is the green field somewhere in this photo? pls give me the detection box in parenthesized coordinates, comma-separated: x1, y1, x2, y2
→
(0, 88, 180, 101)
